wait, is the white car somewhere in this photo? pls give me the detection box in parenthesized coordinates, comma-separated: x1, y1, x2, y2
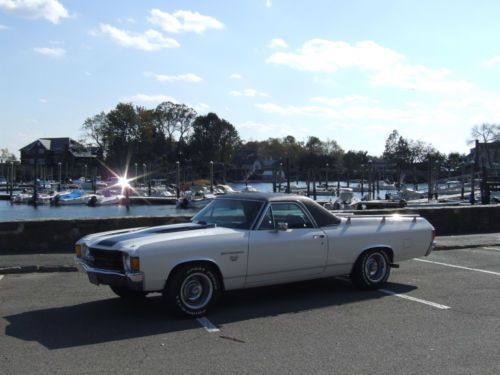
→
(75, 193, 435, 317)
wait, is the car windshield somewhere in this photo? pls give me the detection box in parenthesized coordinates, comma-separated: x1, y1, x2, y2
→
(192, 199, 264, 230)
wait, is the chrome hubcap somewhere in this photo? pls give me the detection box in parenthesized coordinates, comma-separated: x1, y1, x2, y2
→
(364, 253, 387, 283)
(180, 273, 213, 309)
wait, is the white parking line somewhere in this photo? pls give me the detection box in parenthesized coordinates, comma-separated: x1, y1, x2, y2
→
(415, 258, 500, 276)
(483, 247, 500, 252)
(197, 317, 220, 333)
(0, 275, 3, 282)
(379, 289, 451, 310)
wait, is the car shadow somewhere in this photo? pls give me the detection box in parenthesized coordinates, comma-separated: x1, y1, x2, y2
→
(4, 278, 416, 350)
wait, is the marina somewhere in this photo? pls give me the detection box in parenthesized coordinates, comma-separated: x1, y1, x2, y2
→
(0, 179, 495, 221)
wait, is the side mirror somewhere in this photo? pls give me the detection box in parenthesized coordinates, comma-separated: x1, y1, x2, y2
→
(277, 221, 288, 231)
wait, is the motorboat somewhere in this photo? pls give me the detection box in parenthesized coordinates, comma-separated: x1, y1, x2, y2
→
(324, 188, 361, 210)
(52, 189, 88, 205)
(87, 190, 124, 206)
(214, 184, 237, 194)
(241, 185, 258, 193)
(176, 190, 216, 209)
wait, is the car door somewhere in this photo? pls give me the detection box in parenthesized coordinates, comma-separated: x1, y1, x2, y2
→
(245, 202, 328, 285)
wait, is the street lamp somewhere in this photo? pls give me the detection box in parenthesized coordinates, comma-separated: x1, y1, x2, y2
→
(277, 162, 282, 192)
(84, 164, 87, 180)
(210, 161, 214, 193)
(176, 161, 180, 198)
(325, 163, 329, 190)
(58, 162, 62, 191)
(134, 162, 138, 181)
(142, 163, 147, 184)
(10, 161, 14, 198)
(368, 160, 373, 199)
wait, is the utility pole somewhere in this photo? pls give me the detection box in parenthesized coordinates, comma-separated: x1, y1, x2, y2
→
(210, 161, 214, 193)
(176, 161, 180, 198)
(286, 157, 291, 193)
(470, 140, 478, 205)
(427, 155, 433, 202)
(312, 170, 317, 201)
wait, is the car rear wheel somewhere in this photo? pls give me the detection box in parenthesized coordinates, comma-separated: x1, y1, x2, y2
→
(110, 286, 147, 299)
(164, 263, 220, 318)
(351, 249, 390, 290)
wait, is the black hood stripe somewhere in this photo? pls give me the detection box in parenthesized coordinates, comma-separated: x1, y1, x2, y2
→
(97, 223, 215, 247)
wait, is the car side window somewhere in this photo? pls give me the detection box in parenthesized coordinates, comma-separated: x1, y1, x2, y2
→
(258, 206, 275, 230)
(259, 203, 313, 230)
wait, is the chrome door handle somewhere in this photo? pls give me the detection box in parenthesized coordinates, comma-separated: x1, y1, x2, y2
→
(313, 234, 325, 239)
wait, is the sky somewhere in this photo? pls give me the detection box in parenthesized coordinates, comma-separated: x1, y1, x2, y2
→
(1, 0, 500, 159)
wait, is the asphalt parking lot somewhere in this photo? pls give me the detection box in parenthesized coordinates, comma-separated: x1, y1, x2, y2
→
(1, 247, 500, 375)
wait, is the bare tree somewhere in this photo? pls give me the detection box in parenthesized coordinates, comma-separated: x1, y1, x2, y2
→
(467, 123, 500, 144)
(81, 112, 107, 148)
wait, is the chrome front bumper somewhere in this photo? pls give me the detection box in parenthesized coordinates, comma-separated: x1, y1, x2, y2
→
(75, 258, 144, 291)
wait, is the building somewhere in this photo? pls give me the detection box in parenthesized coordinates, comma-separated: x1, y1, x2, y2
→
(470, 140, 500, 169)
(19, 138, 100, 181)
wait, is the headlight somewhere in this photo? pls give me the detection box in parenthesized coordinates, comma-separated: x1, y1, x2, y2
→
(81, 243, 90, 259)
(122, 253, 140, 272)
(75, 243, 89, 258)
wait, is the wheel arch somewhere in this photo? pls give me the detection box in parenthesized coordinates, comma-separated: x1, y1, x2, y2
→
(164, 259, 225, 292)
(352, 246, 394, 271)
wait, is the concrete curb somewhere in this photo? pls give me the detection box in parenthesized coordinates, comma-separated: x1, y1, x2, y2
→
(0, 265, 77, 275)
(435, 243, 500, 251)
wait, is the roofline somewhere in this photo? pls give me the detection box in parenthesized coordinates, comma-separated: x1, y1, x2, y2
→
(216, 192, 313, 203)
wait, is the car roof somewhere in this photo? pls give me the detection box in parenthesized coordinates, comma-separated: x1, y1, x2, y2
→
(216, 192, 308, 203)
(215, 192, 342, 227)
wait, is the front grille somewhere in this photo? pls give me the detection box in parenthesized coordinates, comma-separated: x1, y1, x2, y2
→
(89, 248, 124, 272)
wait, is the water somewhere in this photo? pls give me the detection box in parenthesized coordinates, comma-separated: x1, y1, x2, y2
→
(0, 201, 198, 221)
(0, 181, 406, 221)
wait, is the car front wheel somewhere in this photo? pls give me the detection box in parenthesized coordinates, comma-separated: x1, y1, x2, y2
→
(351, 249, 390, 290)
(164, 263, 220, 317)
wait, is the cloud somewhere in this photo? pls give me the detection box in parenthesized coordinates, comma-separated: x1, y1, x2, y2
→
(33, 46, 65, 57)
(117, 17, 135, 24)
(310, 95, 377, 106)
(148, 9, 224, 34)
(123, 94, 178, 105)
(191, 102, 210, 113)
(484, 56, 500, 66)
(268, 39, 473, 93)
(229, 73, 243, 80)
(230, 89, 269, 97)
(238, 121, 311, 139)
(0, 0, 69, 24)
(268, 39, 402, 72)
(100, 24, 179, 51)
(39, 98, 48, 103)
(265, 0, 272, 8)
(254, 97, 444, 123)
(268, 38, 288, 49)
(0, 24, 9, 30)
(153, 73, 203, 83)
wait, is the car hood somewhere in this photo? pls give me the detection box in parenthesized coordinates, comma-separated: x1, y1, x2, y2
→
(82, 222, 241, 250)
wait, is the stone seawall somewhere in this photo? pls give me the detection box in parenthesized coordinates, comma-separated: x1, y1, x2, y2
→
(0, 216, 191, 254)
(0, 205, 498, 254)
(347, 204, 500, 235)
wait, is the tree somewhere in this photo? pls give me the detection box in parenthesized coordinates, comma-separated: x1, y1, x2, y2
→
(0, 148, 16, 162)
(383, 130, 412, 182)
(468, 123, 500, 144)
(154, 102, 197, 143)
(81, 112, 107, 149)
(189, 113, 241, 167)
